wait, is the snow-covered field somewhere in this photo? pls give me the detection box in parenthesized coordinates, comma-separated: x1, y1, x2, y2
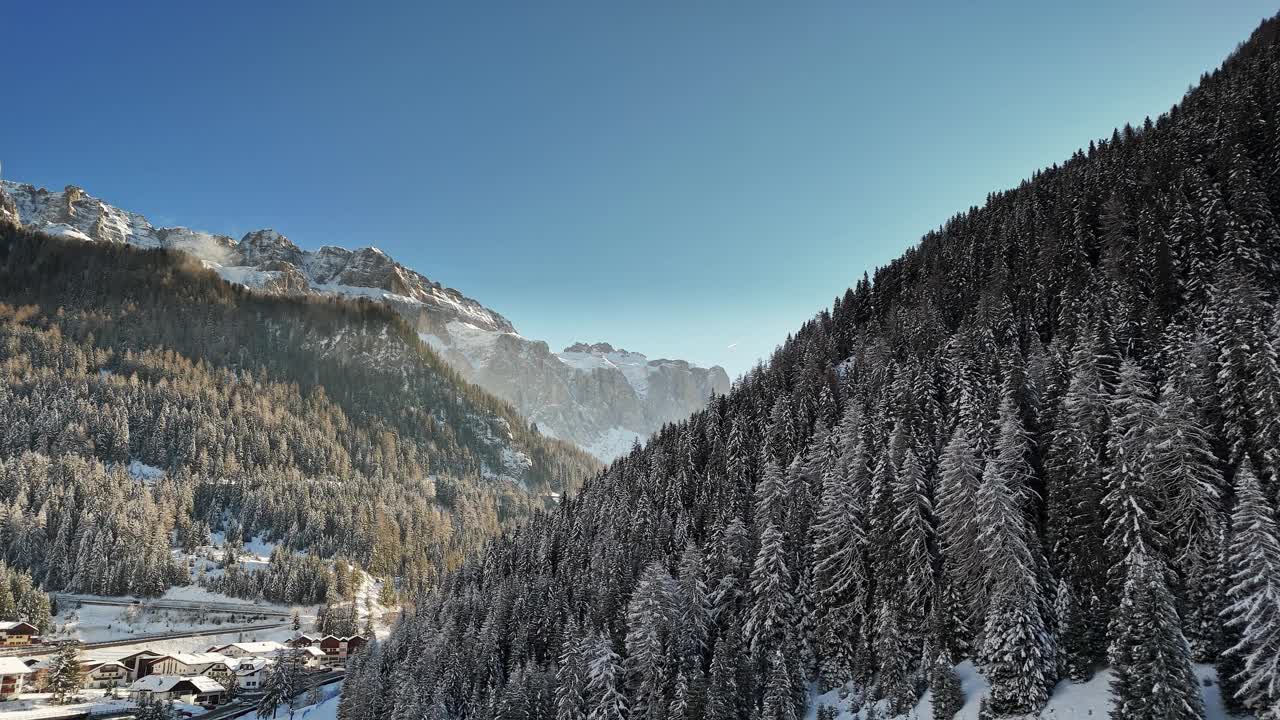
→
(807, 662, 1248, 719)
(0, 690, 173, 720)
(47, 598, 285, 645)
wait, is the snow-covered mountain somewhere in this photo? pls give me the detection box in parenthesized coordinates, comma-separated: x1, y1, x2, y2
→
(0, 179, 729, 459)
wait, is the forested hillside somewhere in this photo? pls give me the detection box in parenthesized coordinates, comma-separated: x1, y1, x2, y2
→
(0, 223, 598, 601)
(341, 14, 1280, 720)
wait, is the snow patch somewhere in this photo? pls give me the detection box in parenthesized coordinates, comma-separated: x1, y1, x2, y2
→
(127, 459, 165, 483)
(582, 426, 645, 461)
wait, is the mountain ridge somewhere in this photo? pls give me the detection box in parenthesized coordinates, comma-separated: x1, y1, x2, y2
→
(0, 179, 729, 459)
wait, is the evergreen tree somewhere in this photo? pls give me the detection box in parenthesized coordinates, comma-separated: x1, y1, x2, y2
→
(705, 624, 742, 720)
(259, 648, 305, 718)
(46, 641, 85, 705)
(624, 561, 675, 720)
(585, 633, 626, 720)
(1149, 377, 1224, 657)
(746, 520, 796, 661)
(1108, 540, 1205, 720)
(936, 417, 984, 628)
(927, 651, 964, 720)
(760, 647, 800, 720)
(1221, 459, 1280, 715)
(555, 629, 588, 720)
(978, 394, 1052, 715)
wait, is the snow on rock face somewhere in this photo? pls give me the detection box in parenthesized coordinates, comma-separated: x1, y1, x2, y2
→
(4, 177, 728, 461)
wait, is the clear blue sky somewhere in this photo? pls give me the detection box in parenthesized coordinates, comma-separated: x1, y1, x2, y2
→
(2, 2, 1275, 378)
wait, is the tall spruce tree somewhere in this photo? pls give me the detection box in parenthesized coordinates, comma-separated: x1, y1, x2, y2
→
(1221, 459, 1280, 715)
(1108, 539, 1205, 720)
(978, 394, 1053, 715)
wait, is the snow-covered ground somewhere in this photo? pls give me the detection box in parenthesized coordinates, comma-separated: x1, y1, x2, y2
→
(0, 690, 160, 720)
(47, 601, 278, 645)
(249, 681, 343, 720)
(807, 662, 1248, 720)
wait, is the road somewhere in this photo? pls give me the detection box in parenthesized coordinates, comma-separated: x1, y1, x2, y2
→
(0, 621, 291, 658)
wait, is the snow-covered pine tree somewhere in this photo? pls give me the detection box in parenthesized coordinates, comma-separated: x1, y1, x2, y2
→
(1045, 322, 1112, 675)
(892, 446, 934, 621)
(1221, 459, 1280, 716)
(746, 520, 796, 661)
(1108, 539, 1205, 720)
(809, 405, 869, 689)
(259, 647, 305, 718)
(46, 641, 85, 705)
(555, 626, 587, 720)
(760, 647, 801, 720)
(704, 622, 743, 720)
(585, 632, 627, 720)
(873, 598, 919, 715)
(1103, 360, 1163, 588)
(668, 669, 690, 720)
(1149, 375, 1224, 658)
(624, 561, 676, 720)
(936, 412, 984, 629)
(978, 393, 1053, 715)
(927, 649, 964, 720)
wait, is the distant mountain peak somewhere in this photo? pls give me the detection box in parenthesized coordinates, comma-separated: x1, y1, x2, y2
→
(0, 178, 728, 459)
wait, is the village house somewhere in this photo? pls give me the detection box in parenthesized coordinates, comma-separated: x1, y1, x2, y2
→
(128, 675, 227, 706)
(140, 652, 232, 678)
(80, 660, 131, 690)
(206, 640, 286, 657)
(0, 621, 39, 646)
(271, 645, 325, 670)
(292, 634, 368, 666)
(0, 657, 32, 700)
(232, 656, 273, 690)
(287, 634, 319, 648)
(115, 650, 161, 682)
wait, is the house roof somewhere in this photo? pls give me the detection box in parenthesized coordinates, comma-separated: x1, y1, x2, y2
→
(130, 675, 225, 693)
(152, 652, 230, 667)
(233, 657, 273, 674)
(210, 641, 286, 655)
(81, 660, 128, 671)
(274, 646, 325, 658)
(0, 657, 34, 675)
(116, 650, 162, 664)
(0, 621, 38, 633)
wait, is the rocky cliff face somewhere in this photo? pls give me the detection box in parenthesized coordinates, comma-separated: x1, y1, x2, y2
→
(0, 179, 729, 459)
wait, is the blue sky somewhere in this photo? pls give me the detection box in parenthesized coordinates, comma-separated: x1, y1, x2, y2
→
(2, 2, 1276, 378)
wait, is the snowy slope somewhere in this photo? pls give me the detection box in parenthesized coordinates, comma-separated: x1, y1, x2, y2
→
(807, 662, 1249, 720)
(0, 178, 729, 459)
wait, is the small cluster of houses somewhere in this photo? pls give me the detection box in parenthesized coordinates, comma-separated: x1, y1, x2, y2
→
(0, 633, 368, 707)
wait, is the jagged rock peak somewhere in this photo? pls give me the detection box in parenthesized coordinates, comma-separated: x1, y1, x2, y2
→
(238, 228, 304, 266)
(564, 341, 622, 355)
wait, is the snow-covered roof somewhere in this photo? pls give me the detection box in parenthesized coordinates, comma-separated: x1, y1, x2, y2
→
(0, 621, 37, 632)
(211, 641, 286, 654)
(153, 652, 230, 667)
(0, 657, 32, 675)
(274, 646, 325, 658)
(234, 657, 273, 674)
(82, 660, 128, 671)
(130, 675, 225, 693)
